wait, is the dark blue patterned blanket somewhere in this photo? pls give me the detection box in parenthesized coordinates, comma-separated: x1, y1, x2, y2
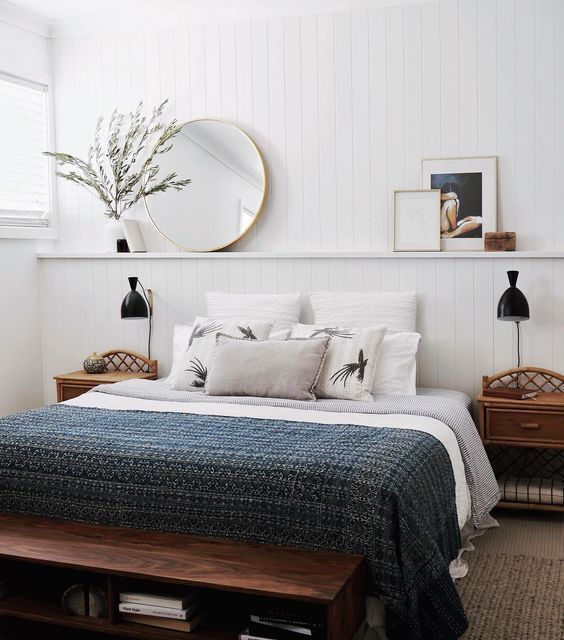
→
(0, 404, 466, 639)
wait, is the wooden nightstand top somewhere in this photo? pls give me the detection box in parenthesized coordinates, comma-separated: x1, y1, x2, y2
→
(54, 370, 157, 384)
(476, 392, 564, 410)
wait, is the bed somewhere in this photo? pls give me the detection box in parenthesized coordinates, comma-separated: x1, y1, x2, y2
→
(0, 380, 499, 640)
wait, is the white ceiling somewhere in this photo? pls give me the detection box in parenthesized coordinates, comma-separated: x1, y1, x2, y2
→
(1, 0, 440, 37)
(4, 0, 267, 22)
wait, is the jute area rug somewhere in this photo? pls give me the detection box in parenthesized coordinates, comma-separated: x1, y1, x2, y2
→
(457, 511, 563, 640)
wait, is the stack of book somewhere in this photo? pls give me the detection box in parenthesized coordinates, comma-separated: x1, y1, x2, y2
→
(119, 589, 205, 633)
(0, 580, 10, 600)
(483, 386, 538, 400)
(239, 609, 325, 640)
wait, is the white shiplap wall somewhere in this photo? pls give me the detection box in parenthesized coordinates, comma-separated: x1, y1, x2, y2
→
(50, 0, 564, 253)
(39, 255, 564, 404)
(40, 0, 564, 405)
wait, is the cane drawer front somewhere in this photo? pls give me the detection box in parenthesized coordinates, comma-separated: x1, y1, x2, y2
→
(486, 408, 564, 445)
(58, 383, 94, 402)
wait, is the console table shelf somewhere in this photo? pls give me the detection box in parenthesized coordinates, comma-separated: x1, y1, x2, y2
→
(0, 597, 233, 639)
(0, 514, 366, 640)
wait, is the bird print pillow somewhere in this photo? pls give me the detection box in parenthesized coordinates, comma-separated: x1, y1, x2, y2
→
(171, 316, 273, 391)
(290, 323, 387, 401)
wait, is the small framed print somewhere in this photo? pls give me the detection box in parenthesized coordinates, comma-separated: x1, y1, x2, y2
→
(393, 189, 441, 252)
(421, 156, 497, 251)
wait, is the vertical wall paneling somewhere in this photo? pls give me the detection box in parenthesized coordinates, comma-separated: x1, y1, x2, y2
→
(458, 0, 478, 156)
(316, 12, 338, 251)
(477, 0, 497, 156)
(435, 259, 456, 389)
(40, 255, 564, 404)
(514, 0, 536, 249)
(535, 0, 556, 251)
(368, 8, 388, 251)
(49, 0, 563, 253)
(496, 0, 516, 241)
(284, 16, 305, 251)
(248, 19, 270, 251)
(472, 258, 494, 390)
(421, 2, 441, 159)
(385, 6, 406, 237)
(40, 1, 564, 405)
(204, 23, 222, 117)
(301, 14, 321, 252)
(264, 18, 287, 252)
(439, 1, 460, 157)
(220, 21, 238, 121)
(173, 26, 190, 120)
(556, 1, 564, 246)
(334, 11, 354, 250)
(189, 25, 206, 117)
(351, 9, 371, 251)
(403, 4, 423, 189)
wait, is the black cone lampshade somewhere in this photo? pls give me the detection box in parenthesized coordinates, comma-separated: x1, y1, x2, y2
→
(121, 276, 153, 360)
(496, 270, 529, 367)
(121, 277, 149, 319)
(497, 271, 530, 322)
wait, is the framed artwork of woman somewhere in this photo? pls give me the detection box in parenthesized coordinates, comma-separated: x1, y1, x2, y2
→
(421, 156, 497, 251)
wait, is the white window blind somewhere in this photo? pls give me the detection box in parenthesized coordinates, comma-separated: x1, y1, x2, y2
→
(0, 73, 51, 228)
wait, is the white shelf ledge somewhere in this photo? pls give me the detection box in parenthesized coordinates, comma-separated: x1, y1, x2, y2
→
(37, 251, 564, 260)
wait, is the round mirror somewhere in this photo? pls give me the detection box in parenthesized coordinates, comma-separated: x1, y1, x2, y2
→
(144, 119, 266, 252)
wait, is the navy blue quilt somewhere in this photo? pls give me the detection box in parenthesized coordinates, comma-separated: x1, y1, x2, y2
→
(0, 404, 467, 639)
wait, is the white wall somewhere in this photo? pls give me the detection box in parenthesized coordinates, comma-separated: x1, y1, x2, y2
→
(39, 253, 564, 404)
(0, 242, 44, 415)
(31, 0, 564, 402)
(50, 0, 564, 253)
(0, 16, 52, 415)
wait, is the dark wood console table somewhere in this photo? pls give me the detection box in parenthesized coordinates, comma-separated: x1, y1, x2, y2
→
(0, 514, 366, 640)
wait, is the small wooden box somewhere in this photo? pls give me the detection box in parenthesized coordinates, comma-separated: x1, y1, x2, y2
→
(484, 231, 516, 251)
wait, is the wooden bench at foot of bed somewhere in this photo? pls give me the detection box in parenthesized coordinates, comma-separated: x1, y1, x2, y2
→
(0, 514, 366, 640)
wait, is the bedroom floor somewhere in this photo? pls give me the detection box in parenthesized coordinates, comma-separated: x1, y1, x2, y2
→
(457, 509, 564, 640)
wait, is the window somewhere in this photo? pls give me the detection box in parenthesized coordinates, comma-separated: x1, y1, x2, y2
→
(0, 72, 51, 229)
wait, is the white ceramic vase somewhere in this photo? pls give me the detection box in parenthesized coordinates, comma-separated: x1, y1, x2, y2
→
(104, 218, 125, 252)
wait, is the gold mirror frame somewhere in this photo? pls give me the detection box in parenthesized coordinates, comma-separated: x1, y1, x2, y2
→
(143, 118, 267, 252)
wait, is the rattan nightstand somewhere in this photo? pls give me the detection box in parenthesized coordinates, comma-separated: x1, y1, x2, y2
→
(477, 367, 564, 512)
(54, 349, 158, 402)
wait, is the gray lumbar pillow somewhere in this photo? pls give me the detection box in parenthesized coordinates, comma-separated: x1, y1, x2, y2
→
(205, 334, 330, 401)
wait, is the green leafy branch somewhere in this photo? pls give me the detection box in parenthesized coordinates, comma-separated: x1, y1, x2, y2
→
(44, 99, 191, 220)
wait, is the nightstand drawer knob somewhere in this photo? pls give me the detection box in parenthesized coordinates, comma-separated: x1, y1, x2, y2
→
(519, 422, 540, 430)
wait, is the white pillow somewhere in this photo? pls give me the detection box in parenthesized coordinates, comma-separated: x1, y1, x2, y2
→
(205, 292, 301, 330)
(372, 332, 421, 396)
(291, 323, 386, 401)
(165, 323, 193, 385)
(166, 323, 289, 388)
(310, 291, 417, 333)
(171, 317, 273, 391)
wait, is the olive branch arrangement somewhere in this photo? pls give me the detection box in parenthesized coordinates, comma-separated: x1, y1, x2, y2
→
(44, 99, 191, 220)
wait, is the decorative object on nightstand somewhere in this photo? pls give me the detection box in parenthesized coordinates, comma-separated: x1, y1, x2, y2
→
(82, 352, 107, 374)
(497, 270, 530, 366)
(477, 366, 564, 511)
(121, 276, 153, 361)
(54, 349, 158, 402)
